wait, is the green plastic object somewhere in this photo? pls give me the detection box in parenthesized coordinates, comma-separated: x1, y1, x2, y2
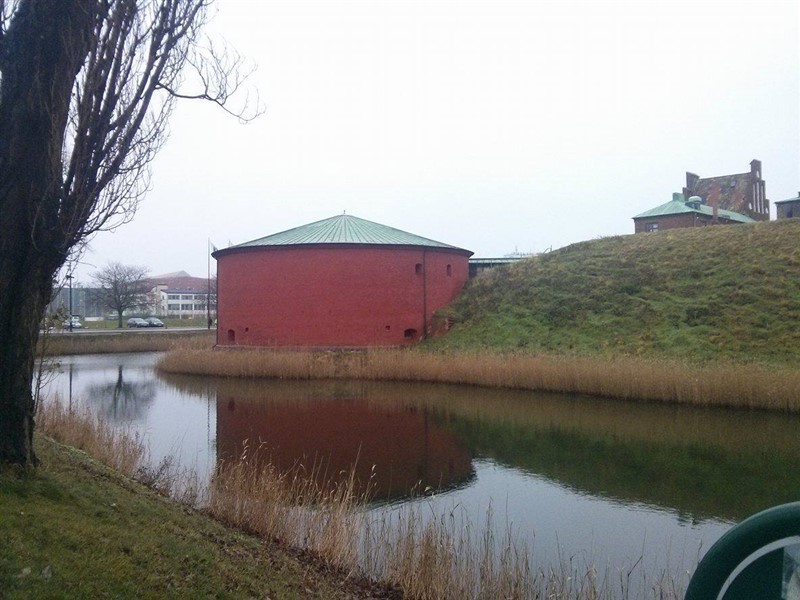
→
(685, 502, 800, 600)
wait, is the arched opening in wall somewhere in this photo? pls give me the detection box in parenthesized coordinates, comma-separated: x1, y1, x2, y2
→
(404, 328, 417, 340)
(415, 263, 423, 275)
(227, 329, 236, 344)
(446, 264, 452, 276)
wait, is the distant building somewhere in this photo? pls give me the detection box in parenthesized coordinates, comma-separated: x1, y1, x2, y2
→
(468, 253, 531, 278)
(633, 193, 755, 233)
(682, 159, 769, 221)
(146, 271, 214, 319)
(774, 193, 800, 220)
(213, 214, 472, 347)
(47, 287, 105, 320)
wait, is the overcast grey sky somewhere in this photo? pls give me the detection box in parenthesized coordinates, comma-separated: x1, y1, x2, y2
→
(72, 0, 799, 282)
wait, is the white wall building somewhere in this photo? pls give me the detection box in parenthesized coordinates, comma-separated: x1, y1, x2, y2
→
(147, 271, 215, 320)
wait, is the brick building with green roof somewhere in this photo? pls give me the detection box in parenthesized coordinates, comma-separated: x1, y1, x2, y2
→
(633, 193, 755, 233)
(212, 214, 473, 347)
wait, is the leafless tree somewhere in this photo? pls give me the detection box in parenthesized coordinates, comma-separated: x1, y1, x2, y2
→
(91, 263, 150, 327)
(0, 0, 260, 467)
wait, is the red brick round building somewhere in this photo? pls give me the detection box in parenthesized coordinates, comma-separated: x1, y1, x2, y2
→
(213, 214, 473, 347)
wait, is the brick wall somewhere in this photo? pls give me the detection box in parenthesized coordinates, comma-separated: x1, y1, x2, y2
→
(216, 245, 470, 347)
(633, 213, 745, 233)
(776, 199, 800, 219)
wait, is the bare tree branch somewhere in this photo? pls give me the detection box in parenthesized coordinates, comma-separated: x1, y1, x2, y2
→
(0, 0, 261, 467)
(91, 262, 150, 327)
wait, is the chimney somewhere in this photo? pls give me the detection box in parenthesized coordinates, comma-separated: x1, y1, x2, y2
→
(686, 172, 700, 193)
(750, 159, 762, 179)
(708, 185, 720, 224)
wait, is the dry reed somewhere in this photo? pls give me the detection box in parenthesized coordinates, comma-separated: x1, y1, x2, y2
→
(41, 330, 214, 357)
(39, 398, 685, 599)
(158, 348, 800, 412)
(37, 398, 146, 478)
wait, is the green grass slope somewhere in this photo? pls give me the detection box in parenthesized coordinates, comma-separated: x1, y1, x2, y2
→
(0, 438, 393, 599)
(435, 219, 800, 364)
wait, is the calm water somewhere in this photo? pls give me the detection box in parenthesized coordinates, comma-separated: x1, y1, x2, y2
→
(42, 353, 800, 591)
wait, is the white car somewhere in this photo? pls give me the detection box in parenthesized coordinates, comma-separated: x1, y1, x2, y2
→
(62, 317, 83, 329)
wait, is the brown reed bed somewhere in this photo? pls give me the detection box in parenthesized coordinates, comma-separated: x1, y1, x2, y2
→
(40, 330, 215, 357)
(36, 398, 682, 599)
(157, 348, 800, 413)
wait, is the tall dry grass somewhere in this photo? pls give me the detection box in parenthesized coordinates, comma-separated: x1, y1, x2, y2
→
(37, 399, 200, 502)
(39, 398, 684, 599)
(38, 399, 146, 478)
(41, 330, 214, 357)
(158, 348, 800, 412)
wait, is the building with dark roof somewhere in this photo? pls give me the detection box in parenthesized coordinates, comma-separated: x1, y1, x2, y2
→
(633, 193, 755, 233)
(146, 271, 213, 319)
(682, 159, 769, 221)
(212, 214, 473, 347)
(775, 192, 800, 220)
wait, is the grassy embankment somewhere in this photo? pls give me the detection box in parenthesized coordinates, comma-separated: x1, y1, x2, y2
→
(435, 218, 800, 364)
(39, 329, 214, 357)
(0, 407, 397, 599)
(158, 219, 800, 411)
(4, 404, 649, 599)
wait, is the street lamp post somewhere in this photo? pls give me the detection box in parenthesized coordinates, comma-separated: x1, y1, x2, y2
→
(66, 274, 73, 332)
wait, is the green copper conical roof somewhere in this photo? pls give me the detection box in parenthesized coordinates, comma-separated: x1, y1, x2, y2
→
(224, 214, 471, 253)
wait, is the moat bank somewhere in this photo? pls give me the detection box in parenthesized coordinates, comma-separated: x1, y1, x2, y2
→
(158, 347, 800, 413)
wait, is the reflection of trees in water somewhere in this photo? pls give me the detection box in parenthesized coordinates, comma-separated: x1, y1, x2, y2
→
(85, 365, 156, 422)
(157, 371, 800, 520)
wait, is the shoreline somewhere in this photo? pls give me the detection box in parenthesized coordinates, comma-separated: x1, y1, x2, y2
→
(157, 347, 800, 413)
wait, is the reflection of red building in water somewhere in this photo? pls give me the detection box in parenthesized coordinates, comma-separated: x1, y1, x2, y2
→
(216, 393, 474, 501)
(212, 214, 472, 347)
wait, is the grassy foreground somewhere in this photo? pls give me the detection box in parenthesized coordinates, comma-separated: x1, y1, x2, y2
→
(0, 437, 396, 599)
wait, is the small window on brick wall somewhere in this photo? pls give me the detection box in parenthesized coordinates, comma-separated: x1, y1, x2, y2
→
(415, 263, 423, 274)
(645, 222, 659, 232)
(446, 264, 452, 276)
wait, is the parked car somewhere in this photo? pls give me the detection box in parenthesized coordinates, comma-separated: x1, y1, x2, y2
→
(62, 316, 83, 330)
(126, 317, 149, 328)
(146, 317, 164, 328)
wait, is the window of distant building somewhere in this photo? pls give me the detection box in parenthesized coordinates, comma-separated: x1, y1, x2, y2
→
(415, 263, 423, 275)
(168, 294, 179, 300)
(645, 222, 659, 232)
(446, 264, 452, 276)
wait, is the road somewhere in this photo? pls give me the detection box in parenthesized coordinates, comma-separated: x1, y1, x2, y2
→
(45, 327, 211, 336)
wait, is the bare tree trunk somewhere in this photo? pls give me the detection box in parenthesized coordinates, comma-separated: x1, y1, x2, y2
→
(0, 254, 59, 467)
(0, 0, 95, 467)
(0, 0, 256, 467)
